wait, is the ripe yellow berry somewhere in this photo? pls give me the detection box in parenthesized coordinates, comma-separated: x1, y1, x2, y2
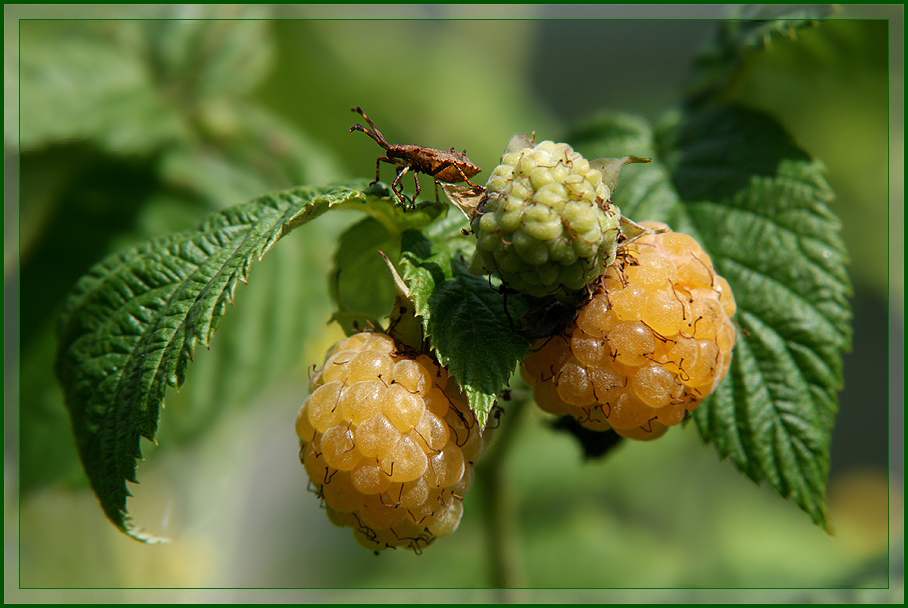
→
(522, 223, 737, 440)
(297, 331, 486, 552)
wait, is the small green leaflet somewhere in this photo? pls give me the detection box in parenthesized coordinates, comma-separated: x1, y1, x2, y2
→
(329, 216, 400, 334)
(568, 105, 851, 531)
(54, 183, 373, 542)
(329, 197, 449, 335)
(396, 226, 530, 429)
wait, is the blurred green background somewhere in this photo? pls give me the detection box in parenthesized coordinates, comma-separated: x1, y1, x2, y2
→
(5, 4, 902, 602)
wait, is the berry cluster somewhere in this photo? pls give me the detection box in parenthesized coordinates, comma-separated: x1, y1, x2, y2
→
(522, 223, 737, 440)
(296, 331, 485, 552)
(469, 138, 621, 297)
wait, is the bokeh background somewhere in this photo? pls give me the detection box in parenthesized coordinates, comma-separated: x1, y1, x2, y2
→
(5, 4, 903, 603)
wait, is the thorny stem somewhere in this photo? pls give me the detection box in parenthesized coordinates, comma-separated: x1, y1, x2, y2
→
(476, 395, 529, 600)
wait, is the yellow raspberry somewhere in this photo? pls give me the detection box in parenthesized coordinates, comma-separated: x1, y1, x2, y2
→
(297, 331, 486, 552)
(522, 223, 737, 440)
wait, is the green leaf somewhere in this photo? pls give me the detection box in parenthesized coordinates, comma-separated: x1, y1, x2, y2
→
(329, 217, 399, 335)
(20, 326, 88, 493)
(156, 211, 344, 444)
(568, 104, 852, 531)
(54, 183, 372, 542)
(159, 102, 346, 208)
(397, 226, 530, 428)
(16, 17, 274, 154)
(327, 194, 451, 335)
(685, 8, 834, 106)
(16, 23, 188, 153)
(18, 147, 162, 349)
(133, 15, 273, 100)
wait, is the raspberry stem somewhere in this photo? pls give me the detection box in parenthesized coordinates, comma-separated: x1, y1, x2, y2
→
(476, 397, 529, 595)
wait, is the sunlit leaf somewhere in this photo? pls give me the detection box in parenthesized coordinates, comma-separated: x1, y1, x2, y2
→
(54, 183, 372, 541)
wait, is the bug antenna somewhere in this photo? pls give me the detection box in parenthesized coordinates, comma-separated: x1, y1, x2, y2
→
(350, 107, 388, 148)
(349, 123, 388, 149)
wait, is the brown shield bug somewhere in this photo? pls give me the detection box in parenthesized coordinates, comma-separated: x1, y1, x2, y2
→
(349, 106, 482, 208)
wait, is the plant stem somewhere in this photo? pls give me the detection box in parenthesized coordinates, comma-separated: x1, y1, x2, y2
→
(476, 396, 528, 597)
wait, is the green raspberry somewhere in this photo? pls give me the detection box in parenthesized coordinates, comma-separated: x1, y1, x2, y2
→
(469, 137, 621, 297)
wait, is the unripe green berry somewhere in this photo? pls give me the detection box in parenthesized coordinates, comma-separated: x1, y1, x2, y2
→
(470, 137, 621, 297)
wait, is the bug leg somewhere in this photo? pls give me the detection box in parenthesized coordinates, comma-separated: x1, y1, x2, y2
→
(372, 155, 395, 187)
(427, 159, 458, 202)
(373, 157, 384, 186)
(460, 151, 480, 186)
(429, 159, 479, 188)
(430, 157, 480, 188)
(411, 170, 421, 209)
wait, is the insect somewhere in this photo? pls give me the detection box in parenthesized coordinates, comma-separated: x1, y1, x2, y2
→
(349, 106, 482, 207)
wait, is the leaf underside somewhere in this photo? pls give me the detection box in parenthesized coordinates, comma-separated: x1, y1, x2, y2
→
(568, 104, 851, 531)
(54, 183, 371, 541)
